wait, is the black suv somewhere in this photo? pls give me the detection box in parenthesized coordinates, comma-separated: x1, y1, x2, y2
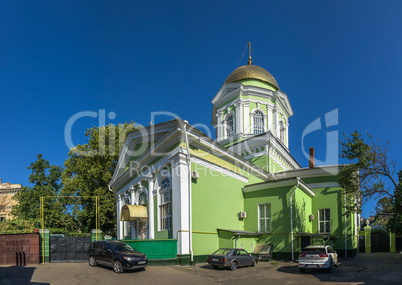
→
(87, 240, 148, 273)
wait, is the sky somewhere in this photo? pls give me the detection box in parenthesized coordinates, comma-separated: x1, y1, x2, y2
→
(1, 0, 402, 218)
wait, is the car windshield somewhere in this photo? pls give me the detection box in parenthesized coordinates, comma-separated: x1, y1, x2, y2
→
(302, 248, 326, 254)
(112, 243, 135, 252)
(212, 249, 231, 255)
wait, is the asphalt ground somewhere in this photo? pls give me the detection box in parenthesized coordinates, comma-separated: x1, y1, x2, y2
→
(1, 252, 401, 285)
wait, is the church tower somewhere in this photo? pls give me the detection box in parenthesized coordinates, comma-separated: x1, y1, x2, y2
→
(211, 43, 300, 172)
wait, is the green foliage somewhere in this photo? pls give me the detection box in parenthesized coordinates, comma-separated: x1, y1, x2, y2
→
(0, 218, 37, 234)
(387, 171, 402, 235)
(339, 131, 402, 234)
(48, 228, 91, 237)
(375, 197, 393, 215)
(12, 154, 63, 228)
(338, 131, 399, 214)
(62, 123, 139, 235)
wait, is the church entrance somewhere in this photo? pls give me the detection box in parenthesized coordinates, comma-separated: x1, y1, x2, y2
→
(136, 219, 148, 239)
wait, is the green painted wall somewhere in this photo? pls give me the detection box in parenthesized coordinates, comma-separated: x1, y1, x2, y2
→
(294, 190, 313, 235)
(243, 185, 294, 253)
(238, 79, 277, 91)
(191, 160, 261, 255)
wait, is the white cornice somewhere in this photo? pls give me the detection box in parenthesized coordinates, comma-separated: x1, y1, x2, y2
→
(268, 165, 340, 180)
(115, 149, 181, 196)
(111, 126, 183, 189)
(307, 182, 340, 189)
(191, 157, 249, 183)
(242, 177, 315, 197)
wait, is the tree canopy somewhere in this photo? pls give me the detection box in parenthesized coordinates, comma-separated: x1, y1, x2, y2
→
(62, 123, 138, 234)
(339, 131, 402, 234)
(12, 154, 63, 228)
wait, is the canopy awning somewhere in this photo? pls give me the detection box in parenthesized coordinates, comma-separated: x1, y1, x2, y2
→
(217, 229, 263, 237)
(121, 205, 148, 221)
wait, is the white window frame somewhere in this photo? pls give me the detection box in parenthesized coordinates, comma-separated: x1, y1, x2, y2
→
(253, 111, 264, 135)
(159, 178, 171, 231)
(318, 208, 331, 234)
(226, 115, 234, 138)
(258, 203, 271, 233)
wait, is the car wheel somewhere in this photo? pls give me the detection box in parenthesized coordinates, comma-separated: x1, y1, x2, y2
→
(299, 268, 305, 273)
(113, 260, 124, 274)
(229, 262, 237, 271)
(89, 256, 97, 267)
(251, 259, 257, 267)
(326, 264, 332, 273)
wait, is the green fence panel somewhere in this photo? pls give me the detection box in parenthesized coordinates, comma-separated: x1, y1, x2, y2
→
(124, 239, 177, 260)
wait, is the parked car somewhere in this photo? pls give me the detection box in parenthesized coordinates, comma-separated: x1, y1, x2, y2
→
(87, 240, 148, 273)
(206, 248, 258, 271)
(298, 245, 338, 273)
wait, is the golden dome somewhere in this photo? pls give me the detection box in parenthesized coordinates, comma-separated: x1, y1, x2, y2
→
(224, 64, 279, 89)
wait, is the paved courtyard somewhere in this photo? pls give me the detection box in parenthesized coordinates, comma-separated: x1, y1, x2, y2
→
(1, 253, 401, 285)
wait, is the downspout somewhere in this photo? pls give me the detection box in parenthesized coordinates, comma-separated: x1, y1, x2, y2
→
(290, 178, 300, 262)
(183, 120, 194, 265)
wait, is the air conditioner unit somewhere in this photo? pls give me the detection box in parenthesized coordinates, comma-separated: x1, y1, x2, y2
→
(191, 170, 199, 179)
(238, 211, 247, 219)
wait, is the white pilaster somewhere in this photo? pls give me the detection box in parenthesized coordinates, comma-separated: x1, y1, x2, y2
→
(243, 103, 250, 134)
(216, 111, 223, 141)
(130, 185, 135, 205)
(235, 101, 242, 135)
(117, 194, 124, 240)
(267, 104, 273, 133)
(285, 120, 289, 148)
(273, 106, 279, 137)
(129, 185, 136, 239)
(147, 175, 155, 239)
(171, 153, 190, 255)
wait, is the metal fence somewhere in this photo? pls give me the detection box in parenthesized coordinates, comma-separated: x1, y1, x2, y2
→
(0, 233, 40, 265)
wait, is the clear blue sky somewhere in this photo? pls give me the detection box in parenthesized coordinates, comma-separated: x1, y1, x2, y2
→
(1, 1, 401, 218)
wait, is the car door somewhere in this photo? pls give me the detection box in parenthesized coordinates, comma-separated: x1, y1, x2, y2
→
(98, 242, 113, 265)
(237, 249, 250, 267)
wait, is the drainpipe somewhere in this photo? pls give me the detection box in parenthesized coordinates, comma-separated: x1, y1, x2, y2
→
(290, 178, 300, 262)
(183, 120, 194, 265)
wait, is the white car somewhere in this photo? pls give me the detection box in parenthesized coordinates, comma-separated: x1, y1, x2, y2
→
(298, 245, 338, 273)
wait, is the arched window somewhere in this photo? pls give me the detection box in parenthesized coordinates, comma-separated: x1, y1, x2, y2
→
(138, 192, 147, 205)
(279, 121, 286, 143)
(159, 178, 171, 231)
(253, 111, 264, 135)
(226, 115, 234, 137)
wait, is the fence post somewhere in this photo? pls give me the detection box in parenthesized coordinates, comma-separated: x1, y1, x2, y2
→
(91, 229, 102, 242)
(39, 229, 50, 263)
(364, 226, 371, 253)
(390, 232, 396, 253)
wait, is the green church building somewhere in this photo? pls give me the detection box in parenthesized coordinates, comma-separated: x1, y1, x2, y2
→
(110, 53, 359, 262)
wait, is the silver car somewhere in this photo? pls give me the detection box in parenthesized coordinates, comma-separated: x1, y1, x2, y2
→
(298, 245, 338, 273)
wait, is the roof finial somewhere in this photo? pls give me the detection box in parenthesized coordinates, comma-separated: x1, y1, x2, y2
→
(247, 42, 252, 65)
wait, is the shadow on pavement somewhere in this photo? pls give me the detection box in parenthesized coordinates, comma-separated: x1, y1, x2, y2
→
(0, 265, 49, 285)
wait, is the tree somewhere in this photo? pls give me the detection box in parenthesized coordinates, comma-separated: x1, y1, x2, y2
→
(338, 131, 402, 233)
(12, 154, 64, 228)
(62, 123, 139, 235)
(375, 197, 393, 215)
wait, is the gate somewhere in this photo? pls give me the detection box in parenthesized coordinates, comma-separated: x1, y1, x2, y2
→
(359, 235, 366, 252)
(371, 231, 390, 252)
(50, 236, 91, 262)
(0, 233, 40, 265)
